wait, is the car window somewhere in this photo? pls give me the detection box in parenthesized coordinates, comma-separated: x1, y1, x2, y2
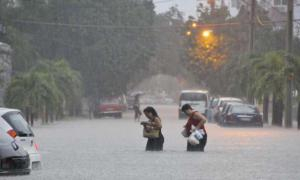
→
(2, 112, 34, 137)
(232, 105, 258, 114)
(211, 98, 219, 107)
(101, 97, 121, 104)
(180, 93, 207, 102)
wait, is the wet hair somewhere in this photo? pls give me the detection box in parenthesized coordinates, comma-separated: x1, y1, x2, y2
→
(143, 106, 159, 117)
(181, 104, 193, 112)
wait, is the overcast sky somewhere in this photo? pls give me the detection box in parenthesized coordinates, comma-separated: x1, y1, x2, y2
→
(154, 0, 198, 18)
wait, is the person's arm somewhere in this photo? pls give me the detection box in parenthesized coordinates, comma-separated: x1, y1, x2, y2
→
(149, 117, 162, 130)
(193, 112, 207, 129)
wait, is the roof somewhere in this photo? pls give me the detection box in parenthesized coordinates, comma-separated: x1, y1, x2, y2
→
(180, 90, 209, 94)
(0, 108, 20, 116)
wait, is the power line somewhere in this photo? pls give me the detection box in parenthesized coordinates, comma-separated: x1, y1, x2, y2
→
(9, 18, 300, 30)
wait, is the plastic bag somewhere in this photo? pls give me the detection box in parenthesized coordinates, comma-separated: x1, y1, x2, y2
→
(187, 129, 205, 145)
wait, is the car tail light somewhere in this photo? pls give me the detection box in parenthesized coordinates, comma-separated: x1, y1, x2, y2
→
(7, 129, 17, 138)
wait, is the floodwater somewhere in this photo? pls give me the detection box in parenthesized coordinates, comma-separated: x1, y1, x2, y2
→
(5, 105, 300, 180)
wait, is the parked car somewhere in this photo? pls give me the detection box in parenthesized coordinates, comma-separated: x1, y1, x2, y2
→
(218, 101, 244, 124)
(178, 90, 209, 119)
(211, 97, 243, 122)
(0, 128, 31, 175)
(0, 108, 41, 169)
(221, 104, 263, 127)
(94, 95, 127, 118)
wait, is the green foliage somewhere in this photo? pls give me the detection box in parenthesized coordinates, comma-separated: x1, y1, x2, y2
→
(183, 3, 300, 97)
(1, 0, 156, 100)
(4, 59, 82, 121)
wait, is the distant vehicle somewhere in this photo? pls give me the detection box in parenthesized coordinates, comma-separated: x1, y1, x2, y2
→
(0, 128, 31, 175)
(126, 91, 144, 109)
(222, 104, 263, 127)
(126, 95, 135, 110)
(178, 90, 209, 119)
(211, 97, 243, 122)
(0, 108, 41, 169)
(94, 95, 127, 118)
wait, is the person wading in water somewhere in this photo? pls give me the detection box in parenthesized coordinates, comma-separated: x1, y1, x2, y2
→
(182, 104, 207, 152)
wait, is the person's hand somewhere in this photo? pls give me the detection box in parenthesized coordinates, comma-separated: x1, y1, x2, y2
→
(140, 121, 149, 125)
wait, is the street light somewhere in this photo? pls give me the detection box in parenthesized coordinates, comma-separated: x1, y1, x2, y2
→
(186, 31, 192, 36)
(192, 22, 197, 28)
(202, 30, 212, 38)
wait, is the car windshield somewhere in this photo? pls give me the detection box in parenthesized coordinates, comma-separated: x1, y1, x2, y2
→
(2, 112, 34, 137)
(232, 105, 258, 114)
(101, 97, 121, 104)
(180, 93, 207, 101)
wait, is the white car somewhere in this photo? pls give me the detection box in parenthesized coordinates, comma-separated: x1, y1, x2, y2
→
(178, 90, 209, 119)
(211, 97, 243, 122)
(0, 108, 41, 169)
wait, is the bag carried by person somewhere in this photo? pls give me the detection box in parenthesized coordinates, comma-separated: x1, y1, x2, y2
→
(143, 128, 159, 139)
(181, 128, 189, 137)
(187, 129, 205, 145)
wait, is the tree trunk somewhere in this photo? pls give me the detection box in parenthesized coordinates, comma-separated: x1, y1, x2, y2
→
(263, 95, 269, 123)
(45, 107, 49, 124)
(298, 101, 300, 129)
(50, 109, 54, 123)
(272, 97, 283, 126)
(25, 107, 30, 124)
(272, 95, 277, 125)
(277, 99, 284, 126)
(30, 112, 34, 127)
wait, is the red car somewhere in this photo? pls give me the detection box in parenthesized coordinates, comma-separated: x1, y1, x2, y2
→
(94, 96, 127, 119)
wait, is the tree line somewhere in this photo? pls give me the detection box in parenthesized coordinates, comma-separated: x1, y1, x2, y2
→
(0, 0, 156, 123)
(183, 4, 300, 127)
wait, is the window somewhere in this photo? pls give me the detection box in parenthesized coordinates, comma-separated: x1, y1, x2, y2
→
(2, 112, 34, 137)
(180, 93, 207, 101)
(231, 105, 258, 114)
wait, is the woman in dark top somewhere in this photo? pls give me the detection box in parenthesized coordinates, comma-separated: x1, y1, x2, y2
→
(142, 106, 164, 151)
(182, 104, 207, 152)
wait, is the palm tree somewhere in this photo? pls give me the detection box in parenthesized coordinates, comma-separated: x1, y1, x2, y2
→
(5, 58, 82, 125)
(4, 70, 62, 125)
(288, 55, 300, 129)
(249, 51, 300, 126)
(32, 59, 82, 118)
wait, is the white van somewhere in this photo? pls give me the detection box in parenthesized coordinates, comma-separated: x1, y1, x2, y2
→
(0, 108, 41, 169)
(178, 90, 209, 119)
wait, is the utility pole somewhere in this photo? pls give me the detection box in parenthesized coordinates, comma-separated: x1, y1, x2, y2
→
(249, 0, 256, 54)
(285, 0, 294, 128)
(247, 0, 256, 104)
(208, 0, 215, 15)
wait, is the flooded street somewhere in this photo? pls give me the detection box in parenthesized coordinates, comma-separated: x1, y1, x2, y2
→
(4, 105, 300, 180)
